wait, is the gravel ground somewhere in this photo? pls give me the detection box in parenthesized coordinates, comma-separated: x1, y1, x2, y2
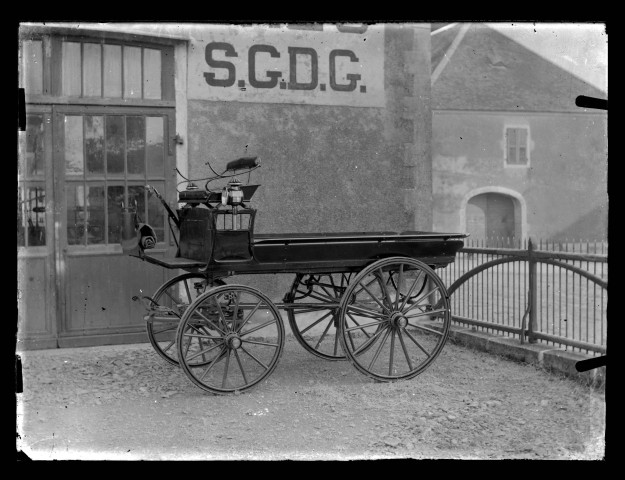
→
(16, 333, 606, 460)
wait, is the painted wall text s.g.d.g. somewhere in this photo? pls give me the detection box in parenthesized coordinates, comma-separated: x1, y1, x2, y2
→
(188, 24, 385, 107)
(204, 43, 365, 94)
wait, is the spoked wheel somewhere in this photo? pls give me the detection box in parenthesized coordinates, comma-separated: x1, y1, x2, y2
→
(176, 284, 285, 394)
(146, 273, 225, 366)
(286, 273, 353, 360)
(337, 257, 451, 382)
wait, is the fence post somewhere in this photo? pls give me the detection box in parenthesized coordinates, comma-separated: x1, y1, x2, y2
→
(527, 238, 538, 343)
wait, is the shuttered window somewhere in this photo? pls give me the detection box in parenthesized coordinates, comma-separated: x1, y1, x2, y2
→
(505, 127, 529, 166)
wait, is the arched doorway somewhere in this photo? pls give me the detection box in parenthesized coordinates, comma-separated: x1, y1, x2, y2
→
(466, 192, 517, 243)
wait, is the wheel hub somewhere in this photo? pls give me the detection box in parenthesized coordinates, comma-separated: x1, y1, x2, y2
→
(390, 311, 408, 328)
(226, 333, 242, 349)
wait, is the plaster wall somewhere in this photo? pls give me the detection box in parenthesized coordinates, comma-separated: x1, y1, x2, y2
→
(433, 111, 608, 242)
(182, 24, 433, 299)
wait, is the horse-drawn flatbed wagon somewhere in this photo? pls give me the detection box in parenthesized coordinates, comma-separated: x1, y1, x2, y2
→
(123, 157, 467, 394)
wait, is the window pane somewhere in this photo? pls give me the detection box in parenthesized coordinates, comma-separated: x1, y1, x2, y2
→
(21, 114, 44, 176)
(106, 116, 125, 174)
(147, 181, 165, 241)
(518, 129, 528, 164)
(103, 44, 122, 98)
(86, 185, 105, 245)
(107, 186, 125, 244)
(62, 42, 82, 96)
(146, 116, 164, 176)
(64, 115, 84, 175)
(17, 186, 46, 247)
(506, 128, 516, 149)
(67, 183, 85, 245)
(238, 213, 251, 230)
(128, 186, 146, 221)
(519, 147, 527, 164)
(83, 43, 102, 97)
(18, 187, 25, 246)
(518, 128, 527, 143)
(143, 48, 162, 99)
(85, 116, 104, 174)
(22, 40, 43, 94)
(123, 46, 142, 98)
(127, 116, 145, 175)
(26, 186, 46, 246)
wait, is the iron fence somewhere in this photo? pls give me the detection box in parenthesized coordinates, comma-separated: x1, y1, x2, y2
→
(438, 237, 607, 355)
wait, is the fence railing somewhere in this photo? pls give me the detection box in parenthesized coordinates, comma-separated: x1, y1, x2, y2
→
(438, 238, 607, 355)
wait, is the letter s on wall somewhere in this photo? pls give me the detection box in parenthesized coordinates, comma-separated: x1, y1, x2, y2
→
(204, 42, 238, 87)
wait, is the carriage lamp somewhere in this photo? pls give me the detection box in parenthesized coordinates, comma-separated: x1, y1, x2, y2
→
(221, 179, 244, 207)
(220, 179, 245, 231)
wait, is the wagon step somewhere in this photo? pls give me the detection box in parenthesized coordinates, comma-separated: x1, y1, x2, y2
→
(143, 305, 184, 323)
(133, 295, 185, 322)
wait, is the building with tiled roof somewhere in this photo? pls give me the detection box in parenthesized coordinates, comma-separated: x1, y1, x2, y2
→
(430, 23, 607, 242)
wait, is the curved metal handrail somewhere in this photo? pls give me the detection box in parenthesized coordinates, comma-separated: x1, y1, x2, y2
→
(444, 247, 607, 353)
(447, 256, 607, 296)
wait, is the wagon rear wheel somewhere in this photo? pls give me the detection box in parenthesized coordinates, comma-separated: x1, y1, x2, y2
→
(286, 273, 352, 360)
(176, 285, 285, 394)
(338, 257, 451, 382)
(146, 273, 225, 366)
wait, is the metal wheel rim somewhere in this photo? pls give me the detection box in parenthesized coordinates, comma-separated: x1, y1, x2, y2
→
(338, 257, 451, 382)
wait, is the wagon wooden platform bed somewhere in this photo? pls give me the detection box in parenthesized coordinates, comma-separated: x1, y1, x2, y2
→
(137, 230, 466, 274)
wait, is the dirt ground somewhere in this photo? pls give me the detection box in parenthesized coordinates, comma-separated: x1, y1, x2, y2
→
(16, 333, 606, 460)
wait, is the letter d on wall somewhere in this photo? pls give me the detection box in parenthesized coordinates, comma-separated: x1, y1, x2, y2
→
(287, 47, 318, 91)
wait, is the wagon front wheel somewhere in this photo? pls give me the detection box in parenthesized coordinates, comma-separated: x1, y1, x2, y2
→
(176, 285, 285, 394)
(338, 257, 451, 382)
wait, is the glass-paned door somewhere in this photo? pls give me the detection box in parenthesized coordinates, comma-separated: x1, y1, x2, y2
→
(18, 114, 47, 247)
(54, 107, 175, 342)
(62, 113, 168, 246)
(17, 109, 57, 348)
